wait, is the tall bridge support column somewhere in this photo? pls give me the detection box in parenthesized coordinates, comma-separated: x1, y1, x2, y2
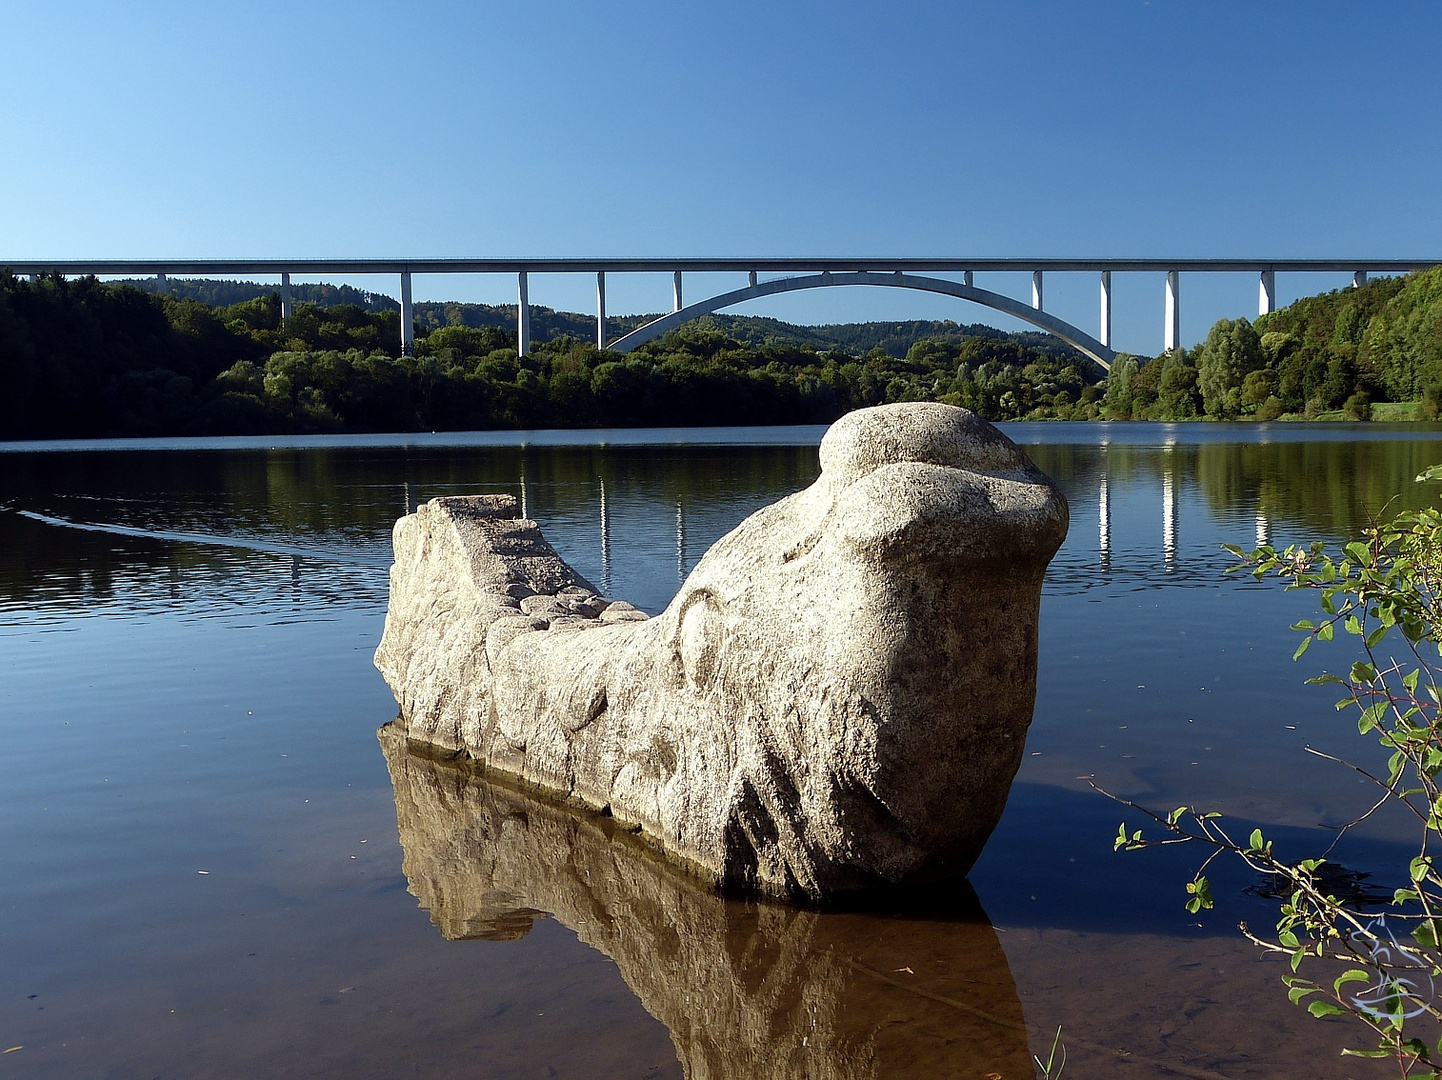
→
(1164, 270, 1180, 352)
(517, 271, 530, 356)
(156, 272, 167, 296)
(1353, 270, 1368, 288)
(1032, 270, 1044, 311)
(1099, 271, 1112, 348)
(596, 272, 607, 350)
(673, 271, 683, 312)
(280, 272, 293, 319)
(400, 271, 414, 356)
(963, 270, 973, 288)
(748, 270, 758, 287)
(1259, 270, 1275, 316)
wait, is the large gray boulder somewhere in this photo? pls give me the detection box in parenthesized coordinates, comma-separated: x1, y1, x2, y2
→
(380, 725, 1032, 1080)
(375, 402, 1068, 899)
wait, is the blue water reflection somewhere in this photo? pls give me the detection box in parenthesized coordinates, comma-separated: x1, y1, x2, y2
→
(2, 421, 1440, 1077)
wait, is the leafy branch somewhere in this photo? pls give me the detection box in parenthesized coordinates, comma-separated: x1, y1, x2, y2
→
(1099, 465, 1442, 1076)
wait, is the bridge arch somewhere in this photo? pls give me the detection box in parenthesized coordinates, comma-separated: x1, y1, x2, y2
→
(608, 271, 1114, 371)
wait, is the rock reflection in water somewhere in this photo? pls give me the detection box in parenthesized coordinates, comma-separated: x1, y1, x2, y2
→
(381, 722, 1032, 1080)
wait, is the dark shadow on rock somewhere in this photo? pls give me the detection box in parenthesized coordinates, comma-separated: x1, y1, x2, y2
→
(380, 721, 1034, 1080)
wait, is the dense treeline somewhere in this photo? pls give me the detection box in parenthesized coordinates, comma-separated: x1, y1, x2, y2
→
(1102, 268, 1442, 421)
(0, 271, 1098, 438)
(5, 268, 1442, 439)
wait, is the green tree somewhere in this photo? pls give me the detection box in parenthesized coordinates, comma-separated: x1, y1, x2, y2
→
(1196, 317, 1264, 418)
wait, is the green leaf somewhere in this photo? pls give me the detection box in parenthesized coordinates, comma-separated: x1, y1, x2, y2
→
(1405, 668, 1422, 694)
(1307, 1000, 1347, 1018)
(1293, 636, 1312, 661)
(1289, 985, 1317, 1004)
(1291, 619, 1316, 632)
(1334, 970, 1372, 994)
(1365, 624, 1390, 649)
(1249, 828, 1265, 852)
(1415, 856, 1436, 883)
(1351, 661, 1377, 683)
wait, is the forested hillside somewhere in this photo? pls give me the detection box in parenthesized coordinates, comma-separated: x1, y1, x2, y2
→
(6, 268, 1441, 438)
(1102, 268, 1442, 421)
(0, 272, 1097, 438)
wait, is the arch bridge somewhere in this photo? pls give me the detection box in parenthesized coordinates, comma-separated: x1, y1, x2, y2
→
(8, 257, 1439, 371)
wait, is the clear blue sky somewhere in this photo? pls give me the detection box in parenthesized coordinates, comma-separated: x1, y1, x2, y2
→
(3, 1, 1439, 355)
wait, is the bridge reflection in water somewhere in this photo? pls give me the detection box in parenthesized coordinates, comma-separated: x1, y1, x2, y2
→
(380, 725, 1034, 1080)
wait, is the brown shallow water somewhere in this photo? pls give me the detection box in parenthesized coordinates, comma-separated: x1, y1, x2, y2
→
(2, 422, 1441, 1078)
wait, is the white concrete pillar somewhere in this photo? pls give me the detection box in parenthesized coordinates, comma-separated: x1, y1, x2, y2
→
(156, 272, 167, 296)
(280, 272, 293, 319)
(1032, 270, 1044, 311)
(1099, 271, 1112, 348)
(400, 271, 414, 356)
(1164, 270, 1180, 353)
(596, 271, 607, 350)
(673, 270, 683, 312)
(517, 271, 530, 356)
(963, 270, 973, 288)
(1259, 269, 1275, 316)
(1353, 270, 1368, 289)
(748, 270, 758, 288)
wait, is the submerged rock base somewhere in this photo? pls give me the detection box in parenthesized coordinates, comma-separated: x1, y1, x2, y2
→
(381, 724, 1033, 1080)
(375, 403, 1068, 900)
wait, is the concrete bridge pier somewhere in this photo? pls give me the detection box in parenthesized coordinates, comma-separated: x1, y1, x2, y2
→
(1259, 270, 1275, 316)
(673, 271, 683, 312)
(1164, 270, 1180, 352)
(155, 272, 167, 296)
(1099, 271, 1112, 348)
(748, 270, 758, 287)
(517, 271, 530, 356)
(1354, 270, 1368, 288)
(1032, 270, 1044, 311)
(280, 272, 293, 319)
(597, 272, 607, 350)
(399, 271, 414, 356)
(963, 270, 974, 288)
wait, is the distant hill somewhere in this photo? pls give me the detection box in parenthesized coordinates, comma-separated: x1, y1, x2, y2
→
(115, 276, 1083, 362)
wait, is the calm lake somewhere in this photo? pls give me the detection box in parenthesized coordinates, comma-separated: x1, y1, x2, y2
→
(4, 421, 1441, 1079)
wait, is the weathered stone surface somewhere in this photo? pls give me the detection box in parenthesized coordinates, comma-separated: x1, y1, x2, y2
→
(374, 402, 1068, 898)
(380, 725, 1032, 1080)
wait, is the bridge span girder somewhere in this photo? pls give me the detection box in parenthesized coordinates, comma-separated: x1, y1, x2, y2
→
(608, 271, 1116, 372)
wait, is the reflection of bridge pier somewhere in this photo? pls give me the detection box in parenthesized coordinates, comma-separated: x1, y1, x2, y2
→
(1162, 448, 1178, 572)
(1098, 471, 1111, 571)
(1256, 509, 1271, 549)
(598, 478, 612, 594)
(518, 459, 529, 521)
(675, 497, 686, 582)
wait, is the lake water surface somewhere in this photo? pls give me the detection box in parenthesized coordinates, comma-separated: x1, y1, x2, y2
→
(4, 421, 1442, 1078)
